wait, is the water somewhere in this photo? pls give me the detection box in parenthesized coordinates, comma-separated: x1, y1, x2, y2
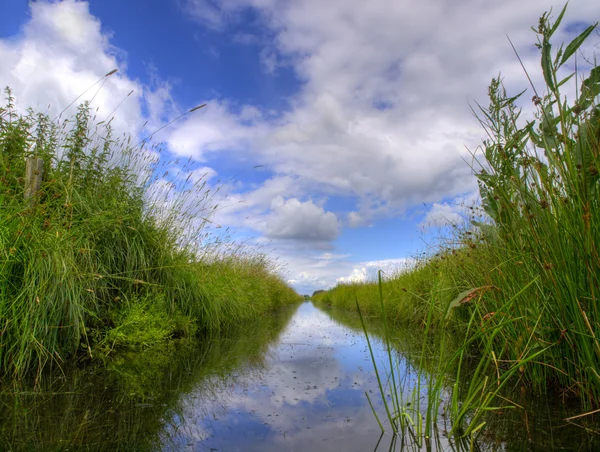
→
(1, 302, 598, 451)
(158, 302, 406, 451)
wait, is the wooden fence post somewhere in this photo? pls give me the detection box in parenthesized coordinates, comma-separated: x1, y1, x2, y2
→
(24, 157, 44, 206)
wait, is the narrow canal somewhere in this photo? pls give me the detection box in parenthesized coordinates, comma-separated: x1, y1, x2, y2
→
(1, 302, 598, 451)
(158, 301, 410, 451)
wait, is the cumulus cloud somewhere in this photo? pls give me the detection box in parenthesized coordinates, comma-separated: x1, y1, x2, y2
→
(6, 0, 600, 294)
(421, 202, 465, 228)
(190, 166, 218, 183)
(264, 196, 340, 241)
(0, 0, 146, 137)
(419, 192, 480, 228)
(284, 252, 415, 294)
(337, 267, 367, 285)
(177, 0, 600, 292)
(337, 258, 414, 284)
(347, 211, 366, 228)
(165, 100, 265, 160)
(179, 0, 600, 227)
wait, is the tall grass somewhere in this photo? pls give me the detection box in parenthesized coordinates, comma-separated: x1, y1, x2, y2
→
(0, 303, 300, 450)
(471, 6, 600, 403)
(315, 4, 600, 441)
(0, 87, 299, 380)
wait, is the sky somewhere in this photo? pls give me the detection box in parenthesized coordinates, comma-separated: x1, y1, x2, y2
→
(1, 0, 599, 294)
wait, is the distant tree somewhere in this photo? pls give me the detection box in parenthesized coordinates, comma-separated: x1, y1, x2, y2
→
(312, 289, 325, 297)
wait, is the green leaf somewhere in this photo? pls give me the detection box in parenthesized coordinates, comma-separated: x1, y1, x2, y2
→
(499, 89, 527, 108)
(529, 127, 543, 147)
(541, 39, 556, 92)
(544, 135, 560, 150)
(558, 24, 597, 67)
(554, 44, 564, 68)
(480, 188, 499, 223)
(557, 72, 575, 88)
(445, 288, 481, 320)
(581, 66, 600, 102)
(471, 221, 498, 242)
(549, 3, 569, 37)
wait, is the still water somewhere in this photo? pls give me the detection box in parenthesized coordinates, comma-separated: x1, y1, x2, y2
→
(158, 301, 413, 451)
(1, 302, 598, 451)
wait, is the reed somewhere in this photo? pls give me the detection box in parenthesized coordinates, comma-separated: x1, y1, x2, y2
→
(315, 3, 600, 441)
(0, 88, 299, 380)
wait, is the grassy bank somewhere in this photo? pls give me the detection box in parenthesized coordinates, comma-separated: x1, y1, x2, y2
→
(0, 89, 300, 380)
(319, 303, 600, 449)
(315, 5, 600, 438)
(0, 303, 300, 450)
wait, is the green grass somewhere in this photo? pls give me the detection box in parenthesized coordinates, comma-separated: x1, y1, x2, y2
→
(0, 303, 300, 450)
(314, 4, 600, 441)
(0, 88, 300, 380)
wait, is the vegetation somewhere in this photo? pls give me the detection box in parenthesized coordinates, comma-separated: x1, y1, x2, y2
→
(0, 303, 300, 450)
(314, 5, 600, 442)
(0, 88, 300, 380)
(321, 303, 600, 450)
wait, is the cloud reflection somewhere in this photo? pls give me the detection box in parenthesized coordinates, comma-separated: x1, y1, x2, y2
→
(160, 302, 442, 451)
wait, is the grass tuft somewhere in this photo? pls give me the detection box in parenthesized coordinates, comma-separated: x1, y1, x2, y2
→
(0, 88, 300, 380)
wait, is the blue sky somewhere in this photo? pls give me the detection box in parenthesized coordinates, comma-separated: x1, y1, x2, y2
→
(1, 0, 598, 294)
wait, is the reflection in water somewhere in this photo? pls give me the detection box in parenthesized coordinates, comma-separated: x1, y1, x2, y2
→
(0, 304, 299, 451)
(161, 301, 415, 451)
(1, 302, 598, 451)
(323, 304, 600, 452)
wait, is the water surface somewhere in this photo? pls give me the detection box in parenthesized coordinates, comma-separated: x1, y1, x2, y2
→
(1, 301, 598, 451)
(160, 301, 402, 451)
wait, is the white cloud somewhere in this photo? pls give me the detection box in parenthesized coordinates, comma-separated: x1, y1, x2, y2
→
(337, 258, 414, 285)
(0, 0, 146, 138)
(165, 100, 264, 160)
(177, 0, 600, 292)
(316, 252, 350, 262)
(284, 251, 355, 293)
(347, 211, 366, 228)
(259, 47, 280, 74)
(190, 166, 218, 183)
(283, 251, 415, 294)
(337, 267, 367, 285)
(182, 0, 231, 29)
(264, 196, 340, 241)
(419, 191, 480, 228)
(6, 0, 600, 294)
(179, 0, 600, 229)
(420, 202, 466, 229)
